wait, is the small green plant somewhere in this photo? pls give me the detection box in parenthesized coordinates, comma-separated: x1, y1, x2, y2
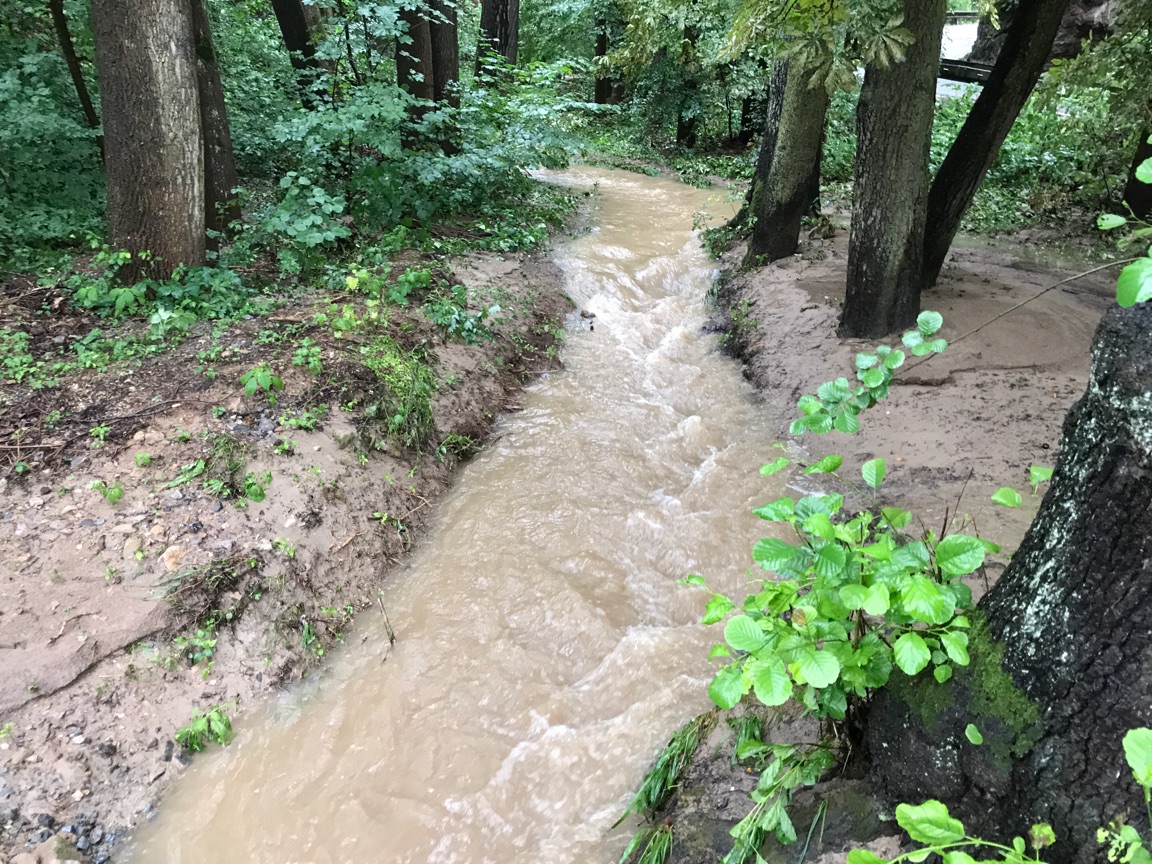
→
(167, 459, 207, 488)
(240, 363, 284, 404)
(273, 537, 295, 558)
(274, 437, 297, 455)
(175, 705, 233, 752)
(301, 617, 323, 657)
(172, 426, 192, 443)
(0, 722, 13, 739)
(423, 284, 500, 345)
(12, 461, 29, 476)
(134, 452, 152, 468)
(89, 423, 111, 447)
(243, 470, 272, 503)
(173, 622, 217, 672)
(292, 338, 323, 375)
(87, 478, 124, 505)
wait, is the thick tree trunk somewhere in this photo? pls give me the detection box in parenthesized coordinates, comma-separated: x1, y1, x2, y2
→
(728, 62, 787, 232)
(594, 26, 612, 104)
(428, 0, 460, 108)
(868, 301, 1152, 864)
(91, 0, 205, 281)
(741, 64, 828, 267)
(190, 0, 240, 241)
(396, 5, 435, 149)
(271, 0, 325, 108)
(1123, 130, 1152, 221)
(48, 0, 101, 139)
(475, 0, 519, 73)
(840, 0, 946, 338)
(922, 0, 1069, 287)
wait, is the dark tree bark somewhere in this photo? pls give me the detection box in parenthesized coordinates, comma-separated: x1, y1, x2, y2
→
(190, 0, 240, 241)
(271, 0, 325, 108)
(868, 301, 1152, 864)
(48, 0, 101, 140)
(738, 92, 766, 146)
(840, 0, 946, 338)
(1123, 130, 1152, 220)
(91, 0, 205, 281)
(594, 26, 613, 104)
(729, 62, 787, 232)
(428, 0, 460, 108)
(396, 5, 435, 149)
(475, 0, 518, 73)
(922, 0, 1069, 287)
(741, 63, 828, 267)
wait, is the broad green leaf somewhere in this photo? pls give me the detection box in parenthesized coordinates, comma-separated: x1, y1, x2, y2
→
(708, 664, 746, 709)
(934, 535, 985, 577)
(945, 851, 978, 864)
(940, 631, 970, 666)
(833, 410, 860, 434)
(933, 664, 953, 683)
(916, 310, 944, 336)
(1123, 728, 1152, 786)
(1118, 257, 1152, 308)
(840, 584, 869, 610)
(702, 594, 735, 625)
(680, 574, 706, 586)
(977, 537, 1002, 554)
(1028, 824, 1056, 850)
(754, 497, 795, 522)
(883, 349, 906, 370)
(991, 487, 1023, 508)
(965, 723, 984, 745)
(747, 655, 793, 706)
(804, 454, 843, 475)
(862, 458, 886, 489)
(896, 800, 966, 846)
(847, 851, 886, 864)
(1097, 213, 1128, 230)
(855, 353, 879, 370)
(760, 457, 791, 476)
(903, 577, 952, 624)
(812, 541, 847, 578)
(1029, 465, 1054, 488)
(708, 643, 731, 660)
(881, 507, 912, 529)
(753, 537, 802, 571)
(803, 512, 836, 541)
(893, 632, 931, 676)
(862, 584, 890, 616)
(725, 615, 766, 652)
(1138, 157, 1152, 185)
(798, 394, 823, 415)
(795, 646, 841, 688)
(861, 367, 886, 388)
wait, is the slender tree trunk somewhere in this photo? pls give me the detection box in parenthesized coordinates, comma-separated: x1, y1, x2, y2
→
(48, 0, 101, 144)
(396, 5, 435, 149)
(1123, 130, 1152, 220)
(190, 0, 240, 242)
(741, 64, 829, 267)
(91, 0, 204, 281)
(475, 0, 518, 73)
(840, 0, 946, 338)
(271, 0, 324, 108)
(594, 26, 612, 104)
(868, 300, 1152, 864)
(921, 0, 1070, 287)
(729, 62, 787, 232)
(738, 92, 765, 146)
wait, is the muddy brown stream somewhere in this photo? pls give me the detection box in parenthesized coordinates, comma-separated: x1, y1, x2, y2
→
(125, 167, 791, 863)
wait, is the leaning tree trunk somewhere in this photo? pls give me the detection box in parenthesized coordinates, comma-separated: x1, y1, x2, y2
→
(728, 61, 787, 232)
(921, 0, 1069, 287)
(741, 63, 829, 267)
(840, 0, 946, 338)
(48, 0, 101, 144)
(91, 0, 205, 281)
(190, 0, 240, 242)
(868, 300, 1152, 864)
(1123, 130, 1152, 220)
(271, 0, 325, 108)
(475, 0, 519, 74)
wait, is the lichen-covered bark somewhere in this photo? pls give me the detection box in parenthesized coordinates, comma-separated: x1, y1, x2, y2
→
(741, 64, 828, 267)
(840, 0, 945, 338)
(91, 0, 205, 281)
(869, 302, 1152, 864)
(728, 61, 786, 233)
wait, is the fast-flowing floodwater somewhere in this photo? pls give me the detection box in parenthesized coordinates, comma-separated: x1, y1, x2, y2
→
(125, 167, 791, 863)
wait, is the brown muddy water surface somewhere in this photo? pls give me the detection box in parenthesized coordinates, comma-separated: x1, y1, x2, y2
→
(124, 168, 790, 863)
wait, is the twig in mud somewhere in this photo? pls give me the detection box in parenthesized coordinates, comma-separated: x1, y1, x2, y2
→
(331, 531, 363, 552)
(377, 596, 396, 645)
(904, 257, 1139, 375)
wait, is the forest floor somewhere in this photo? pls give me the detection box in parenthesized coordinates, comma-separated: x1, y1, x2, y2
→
(650, 221, 1118, 863)
(0, 247, 572, 864)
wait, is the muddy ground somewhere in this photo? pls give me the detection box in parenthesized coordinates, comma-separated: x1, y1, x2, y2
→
(0, 248, 573, 863)
(647, 224, 1116, 863)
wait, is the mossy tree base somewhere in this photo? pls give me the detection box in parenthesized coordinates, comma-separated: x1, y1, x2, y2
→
(868, 302, 1152, 864)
